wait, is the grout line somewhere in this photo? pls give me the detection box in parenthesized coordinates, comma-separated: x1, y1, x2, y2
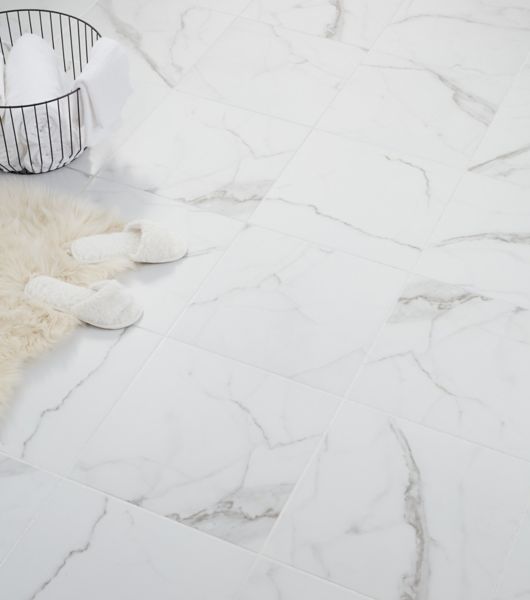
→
(465, 43, 530, 173)
(0, 455, 62, 571)
(258, 554, 379, 600)
(0, 450, 258, 559)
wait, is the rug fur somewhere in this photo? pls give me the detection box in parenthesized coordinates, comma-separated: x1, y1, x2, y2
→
(0, 177, 133, 416)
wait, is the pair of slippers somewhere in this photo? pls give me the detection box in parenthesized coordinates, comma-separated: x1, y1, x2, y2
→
(25, 221, 187, 329)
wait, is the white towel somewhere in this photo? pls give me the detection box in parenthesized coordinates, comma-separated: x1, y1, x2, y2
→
(4, 34, 73, 172)
(74, 37, 131, 147)
(5, 34, 67, 106)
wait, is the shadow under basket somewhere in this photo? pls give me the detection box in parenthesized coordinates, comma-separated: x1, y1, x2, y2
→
(0, 9, 101, 174)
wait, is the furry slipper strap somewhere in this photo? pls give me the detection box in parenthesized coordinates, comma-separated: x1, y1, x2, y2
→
(25, 276, 142, 329)
(70, 220, 187, 264)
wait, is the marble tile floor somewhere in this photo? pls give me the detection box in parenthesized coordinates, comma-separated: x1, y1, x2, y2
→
(2, 0, 530, 598)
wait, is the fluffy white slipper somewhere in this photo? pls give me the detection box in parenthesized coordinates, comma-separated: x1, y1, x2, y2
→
(70, 220, 188, 264)
(25, 276, 143, 329)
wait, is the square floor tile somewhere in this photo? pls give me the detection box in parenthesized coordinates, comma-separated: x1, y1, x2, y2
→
(0, 328, 160, 474)
(319, 49, 500, 167)
(0, 456, 58, 562)
(98, 91, 308, 220)
(470, 59, 530, 187)
(251, 130, 461, 269)
(83, 178, 243, 334)
(72, 338, 339, 550)
(415, 173, 530, 309)
(350, 275, 530, 460)
(235, 558, 367, 600)
(242, 0, 403, 49)
(320, 1, 530, 167)
(177, 17, 365, 125)
(0, 480, 255, 600)
(265, 401, 530, 600)
(171, 226, 406, 394)
(91, 0, 234, 88)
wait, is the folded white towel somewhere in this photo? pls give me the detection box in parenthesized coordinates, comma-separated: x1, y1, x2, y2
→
(74, 37, 131, 147)
(4, 34, 74, 172)
(5, 34, 67, 106)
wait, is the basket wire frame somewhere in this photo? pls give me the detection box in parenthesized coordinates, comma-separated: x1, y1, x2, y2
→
(0, 9, 101, 174)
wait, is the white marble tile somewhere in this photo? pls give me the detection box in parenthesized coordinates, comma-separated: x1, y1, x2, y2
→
(350, 275, 530, 460)
(251, 130, 461, 269)
(470, 59, 530, 187)
(494, 510, 530, 600)
(0, 327, 160, 475)
(415, 173, 530, 309)
(265, 401, 530, 600)
(83, 177, 244, 334)
(72, 338, 338, 550)
(171, 226, 406, 395)
(376, 0, 530, 76)
(0, 456, 58, 562)
(177, 18, 365, 125)
(243, 0, 403, 49)
(390, 0, 530, 30)
(197, 0, 252, 15)
(235, 559, 367, 600)
(91, 0, 235, 88)
(97, 91, 308, 220)
(319, 50, 497, 168)
(0, 479, 255, 600)
(320, 2, 530, 167)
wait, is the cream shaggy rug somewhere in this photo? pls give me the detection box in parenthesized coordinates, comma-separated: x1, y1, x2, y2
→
(0, 178, 133, 415)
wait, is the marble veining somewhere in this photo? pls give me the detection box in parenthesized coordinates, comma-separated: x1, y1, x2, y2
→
(251, 130, 461, 268)
(265, 402, 530, 600)
(177, 17, 365, 125)
(243, 0, 404, 49)
(171, 226, 406, 394)
(71, 339, 338, 550)
(352, 275, 530, 461)
(470, 59, 530, 187)
(0, 328, 160, 474)
(415, 173, 530, 309)
(2, 2, 530, 597)
(99, 91, 309, 221)
(0, 480, 255, 599)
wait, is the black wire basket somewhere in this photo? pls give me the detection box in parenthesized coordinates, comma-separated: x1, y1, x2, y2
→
(0, 9, 101, 174)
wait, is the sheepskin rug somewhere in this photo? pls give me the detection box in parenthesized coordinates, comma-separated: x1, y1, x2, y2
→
(0, 177, 133, 415)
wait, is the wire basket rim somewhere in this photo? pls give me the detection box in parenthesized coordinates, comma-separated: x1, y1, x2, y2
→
(0, 8, 101, 110)
(0, 8, 101, 37)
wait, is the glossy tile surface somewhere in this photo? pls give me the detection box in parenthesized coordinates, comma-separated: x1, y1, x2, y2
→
(351, 275, 530, 460)
(470, 58, 530, 187)
(243, 0, 403, 49)
(251, 130, 461, 268)
(171, 226, 406, 394)
(72, 339, 338, 550)
(3, 2, 530, 598)
(178, 17, 365, 125)
(99, 91, 308, 220)
(415, 174, 530, 309)
(0, 456, 58, 562)
(0, 480, 254, 599)
(0, 328, 160, 474)
(265, 402, 530, 600)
